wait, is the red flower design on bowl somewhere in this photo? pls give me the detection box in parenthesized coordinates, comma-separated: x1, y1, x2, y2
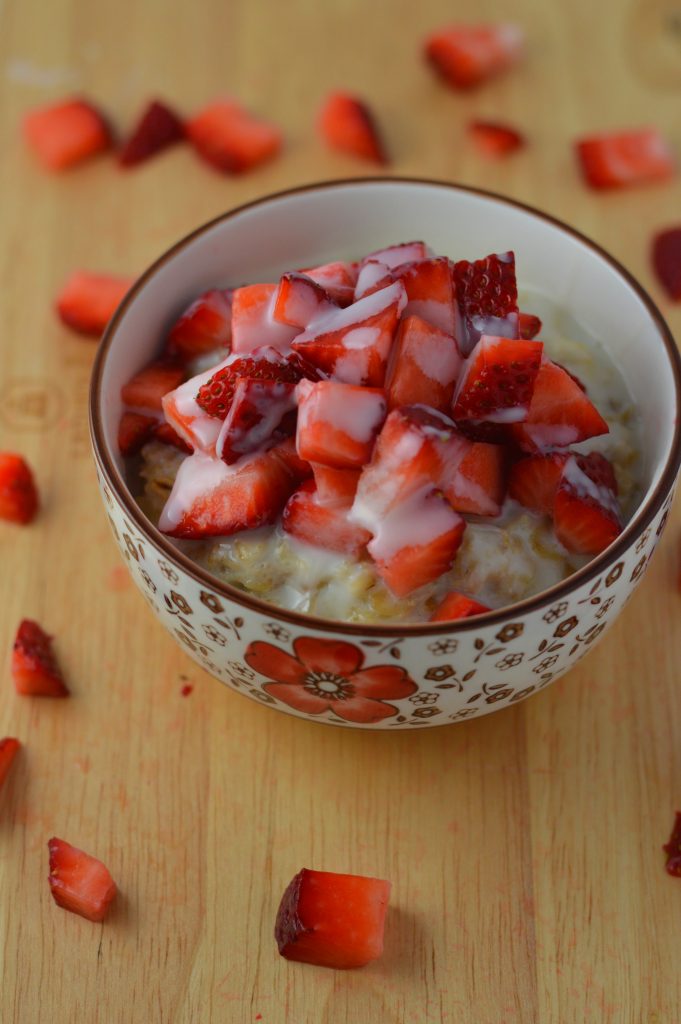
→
(245, 636, 417, 724)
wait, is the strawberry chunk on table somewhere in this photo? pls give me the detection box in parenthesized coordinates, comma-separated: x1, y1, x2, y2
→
(575, 128, 675, 189)
(12, 620, 69, 698)
(23, 98, 111, 171)
(48, 838, 117, 922)
(0, 453, 39, 525)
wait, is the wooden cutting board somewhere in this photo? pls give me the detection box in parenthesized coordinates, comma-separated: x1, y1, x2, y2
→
(1, 1, 680, 1021)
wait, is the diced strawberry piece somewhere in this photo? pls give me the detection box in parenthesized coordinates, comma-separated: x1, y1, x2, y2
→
(273, 436, 314, 481)
(354, 260, 392, 300)
(23, 98, 111, 171)
(452, 251, 519, 354)
(283, 480, 372, 556)
(273, 273, 338, 328)
(652, 227, 681, 301)
(187, 99, 282, 174)
(159, 443, 305, 539)
(469, 120, 525, 157)
(508, 453, 569, 515)
(117, 412, 157, 456)
(385, 314, 461, 413)
(452, 336, 543, 423)
(217, 378, 297, 464)
(167, 289, 233, 360)
(162, 360, 230, 454)
(118, 99, 185, 167)
(0, 453, 39, 525)
(575, 128, 675, 189)
(518, 311, 542, 339)
(386, 257, 460, 337)
(442, 440, 506, 516)
(121, 361, 185, 412)
(296, 380, 387, 469)
(510, 360, 608, 453)
(663, 812, 681, 877)
(0, 738, 21, 791)
(291, 281, 407, 386)
(311, 464, 361, 507)
(553, 454, 622, 555)
(318, 92, 387, 165)
(48, 837, 116, 922)
(300, 261, 358, 306)
(362, 242, 432, 269)
(231, 283, 300, 354)
(275, 868, 391, 969)
(424, 23, 524, 90)
(12, 620, 69, 697)
(430, 592, 491, 621)
(153, 422, 194, 454)
(56, 271, 135, 336)
(196, 349, 307, 419)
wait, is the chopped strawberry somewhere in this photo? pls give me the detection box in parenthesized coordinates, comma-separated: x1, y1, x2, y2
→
(162, 360, 230, 454)
(56, 271, 135, 336)
(167, 289, 233, 360)
(230, 283, 299, 354)
(393, 257, 460, 336)
(508, 453, 569, 515)
(283, 480, 372, 556)
(121, 361, 185, 411)
(217, 378, 297, 464)
(296, 380, 387, 468)
(117, 412, 157, 456)
(385, 314, 461, 413)
(291, 281, 407, 386)
(300, 261, 358, 306)
(518, 311, 542, 339)
(576, 451, 618, 493)
(0, 738, 21, 791)
(652, 227, 681, 301)
(442, 440, 506, 516)
(12, 619, 69, 697)
(187, 99, 282, 174)
(575, 128, 675, 189)
(196, 349, 306, 419)
(311, 464, 361, 506)
(354, 260, 392, 300)
(273, 273, 338, 328)
(362, 242, 432, 269)
(424, 23, 524, 90)
(23, 98, 111, 171)
(153, 422, 194, 454)
(273, 436, 314, 481)
(553, 455, 622, 555)
(452, 336, 543, 423)
(452, 251, 519, 354)
(118, 99, 185, 167)
(0, 453, 39, 525)
(430, 592, 490, 621)
(275, 868, 391, 969)
(469, 120, 525, 157)
(159, 443, 305, 538)
(663, 812, 681, 877)
(510, 360, 608, 453)
(318, 92, 387, 164)
(48, 838, 116, 922)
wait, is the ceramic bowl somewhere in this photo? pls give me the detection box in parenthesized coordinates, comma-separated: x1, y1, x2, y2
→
(89, 178, 681, 729)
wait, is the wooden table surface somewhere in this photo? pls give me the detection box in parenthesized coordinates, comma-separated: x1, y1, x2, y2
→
(1, 1, 680, 1021)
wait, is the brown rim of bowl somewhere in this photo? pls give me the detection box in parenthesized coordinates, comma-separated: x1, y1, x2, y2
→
(90, 176, 681, 638)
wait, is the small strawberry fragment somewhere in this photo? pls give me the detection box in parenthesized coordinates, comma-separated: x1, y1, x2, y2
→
(469, 121, 525, 157)
(453, 251, 519, 354)
(273, 273, 339, 328)
(452, 336, 543, 423)
(296, 380, 387, 469)
(354, 260, 392, 300)
(385, 314, 461, 413)
(311, 464, 361, 507)
(121, 361, 185, 412)
(230, 283, 300, 355)
(283, 481, 372, 556)
(510, 360, 608, 453)
(0, 738, 21, 791)
(153, 422, 194, 454)
(575, 128, 675, 189)
(508, 453, 569, 515)
(275, 868, 391, 969)
(362, 242, 432, 269)
(430, 592, 490, 621)
(424, 23, 524, 90)
(12, 620, 69, 697)
(217, 378, 297, 464)
(23, 98, 111, 171)
(118, 99, 185, 167)
(187, 99, 282, 174)
(48, 837, 116, 922)
(442, 440, 506, 516)
(118, 412, 157, 456)
(652, 227, 681, 301)
(518, 311, 542, 339)
(0, 453, 39, 525)
(301, 261, 358, 306)
(318, 92, 387, 165)
(167, 289, 233, 360)
(197, 349, 307, 419)
(663, 812, 681, 877)
(553, 455, 622, 555)
(56, 271, 135, 336)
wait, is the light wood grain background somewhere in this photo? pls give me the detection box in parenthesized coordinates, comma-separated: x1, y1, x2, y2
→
(1, 1, 680, 1021)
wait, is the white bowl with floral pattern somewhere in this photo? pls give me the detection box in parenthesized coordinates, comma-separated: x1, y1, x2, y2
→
(89, 179, 681, 729)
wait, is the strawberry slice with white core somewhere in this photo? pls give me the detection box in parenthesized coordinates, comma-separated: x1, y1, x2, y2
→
(452, 251, 519, 354)
(452, 335, 543, 423)
(230, 283, 300, 354)
(553, 454, 622, 555)
(510, 360, 608, 453)
(430, 592, 491, 621)
(385, 315, 462, 413)
(296, 379, 387, 468)
(167, 288, 233, 360)
(301, 261, 358, 306)
(362, 241, 433, 269)
(216, 378, 297, 464)
(291, 281, 407, 386)
(353, 260, 392, 300)
(273, 273, 339, 328)
(48, 838, 117, 922)
(311, 464, 361, 506)
(441, 439, 506, 516)
(282, 480, 372, 556)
